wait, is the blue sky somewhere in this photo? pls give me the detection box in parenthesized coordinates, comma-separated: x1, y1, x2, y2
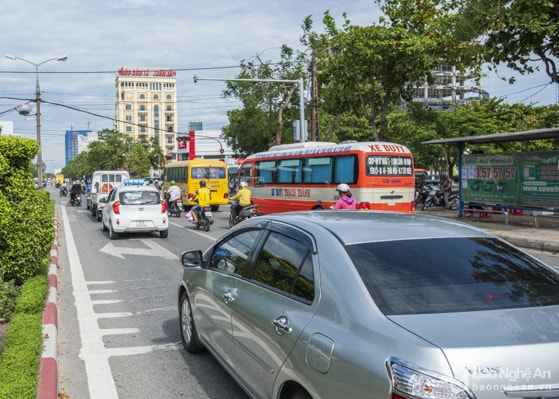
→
(0, 0, 556, 172)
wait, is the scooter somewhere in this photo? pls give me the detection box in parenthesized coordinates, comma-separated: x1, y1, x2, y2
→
(421, 184, 459, 211)
(192, 205, 214, 232)
(168, 198, 183, 217)
(229, 202, 259, 228)
(71, 193, 82, 207)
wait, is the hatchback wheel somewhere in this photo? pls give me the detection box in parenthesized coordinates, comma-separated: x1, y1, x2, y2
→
(179, 292, 204, 353)
(160, 229, 168, 238)
(109, 223, 118, 240)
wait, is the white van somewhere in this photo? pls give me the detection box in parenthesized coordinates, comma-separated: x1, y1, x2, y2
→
(87, 170, 130, 221)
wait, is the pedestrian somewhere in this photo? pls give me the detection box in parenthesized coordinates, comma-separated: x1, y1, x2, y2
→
(334, 183, 358, 209)
(441, 172, 452, 209)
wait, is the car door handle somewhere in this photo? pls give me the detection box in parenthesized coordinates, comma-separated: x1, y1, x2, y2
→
(272, 316, 292, 335)
(222, 290, 236, 304)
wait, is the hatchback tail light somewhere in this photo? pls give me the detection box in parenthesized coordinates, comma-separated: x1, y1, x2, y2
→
(161, 200, 167, 214)
(387, 357, 475, 399)
(112, 201, 121, 215)
(410, 200, 416, 212)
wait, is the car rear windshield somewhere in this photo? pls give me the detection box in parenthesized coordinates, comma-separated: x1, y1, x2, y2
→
(119, 191, 161, 205)
(346, 237, 559, 315)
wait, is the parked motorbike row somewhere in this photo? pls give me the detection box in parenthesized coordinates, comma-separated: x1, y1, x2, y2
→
(415, 183, 459, 211)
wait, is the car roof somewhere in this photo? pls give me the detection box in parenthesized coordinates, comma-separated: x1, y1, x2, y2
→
(115, 186, 160, 193)
(249, 211, 493, 246)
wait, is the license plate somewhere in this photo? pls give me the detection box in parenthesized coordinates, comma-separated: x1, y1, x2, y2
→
(205, 211, 213, 217)
(136, 221, 147, 227)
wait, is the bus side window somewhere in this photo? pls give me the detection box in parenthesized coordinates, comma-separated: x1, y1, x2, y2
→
(256, 161, 276, 185)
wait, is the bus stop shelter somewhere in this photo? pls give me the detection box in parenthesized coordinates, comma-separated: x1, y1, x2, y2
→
(423, 127, 559, 218)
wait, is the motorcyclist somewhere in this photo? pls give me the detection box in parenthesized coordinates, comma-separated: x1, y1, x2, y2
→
(59, 182, 68, 197)
(165, 180, 182, 213)
(230, 181, 252, 221)
(68, 181, 83, 205)
(190, 180, 211, 223)
(334, 183, 358, 209)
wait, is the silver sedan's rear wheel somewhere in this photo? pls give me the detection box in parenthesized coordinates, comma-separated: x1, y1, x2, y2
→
(179, 292, 204, 353)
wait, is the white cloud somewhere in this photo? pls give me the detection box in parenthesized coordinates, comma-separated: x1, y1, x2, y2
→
(0, 0, 556, 172)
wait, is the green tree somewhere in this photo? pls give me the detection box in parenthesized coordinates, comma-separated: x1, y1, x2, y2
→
(455, 0, 559, 84)
(63, 129, 162, 179)
(222, 45, 307, 155)
(0, 136, 53, 283)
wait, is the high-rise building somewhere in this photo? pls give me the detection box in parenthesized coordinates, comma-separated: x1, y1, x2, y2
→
(114, 67, 177, 162)
(65, 129, 94, 164)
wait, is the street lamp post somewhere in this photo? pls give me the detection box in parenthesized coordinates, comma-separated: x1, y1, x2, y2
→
(5, 54, 68, 188)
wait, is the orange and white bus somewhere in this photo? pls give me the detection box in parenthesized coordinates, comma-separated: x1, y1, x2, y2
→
(237, 141, 416, 214)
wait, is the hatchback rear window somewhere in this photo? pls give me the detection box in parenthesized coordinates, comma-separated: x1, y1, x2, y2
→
(119, 191, 160, 205)
(346, 237, 559, 315)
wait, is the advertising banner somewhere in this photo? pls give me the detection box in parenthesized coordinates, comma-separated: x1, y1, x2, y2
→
(462, 151, 559, 209)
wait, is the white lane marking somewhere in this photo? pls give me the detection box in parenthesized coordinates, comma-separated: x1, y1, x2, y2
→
(99, 239, 177, 260)
(62, 206, 119, 399)
(61, 208, 182, 399)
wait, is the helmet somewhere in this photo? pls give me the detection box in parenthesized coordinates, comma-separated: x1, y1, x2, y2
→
(336, 183, 350, 193)
(170, 180, 175, 185)
(200, 180, 207, 187)
(240, 181, 247, 187)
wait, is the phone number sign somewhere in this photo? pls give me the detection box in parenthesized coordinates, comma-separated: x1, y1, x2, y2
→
(462, 151, 559, 209)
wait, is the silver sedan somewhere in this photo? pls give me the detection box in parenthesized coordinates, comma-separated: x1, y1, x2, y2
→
(178, 211, 559, 399)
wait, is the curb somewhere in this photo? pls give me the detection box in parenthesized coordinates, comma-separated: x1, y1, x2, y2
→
(38, 208, 58, 399)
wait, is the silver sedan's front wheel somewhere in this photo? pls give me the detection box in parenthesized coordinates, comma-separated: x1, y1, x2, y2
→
(179, 292, 204, 353)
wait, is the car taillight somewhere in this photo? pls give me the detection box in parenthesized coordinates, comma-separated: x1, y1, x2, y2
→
(112, 201, 121, 215)
(410, 200, 416, 212)
(387, 358, 475, 399)
(161, 200, 167, 213)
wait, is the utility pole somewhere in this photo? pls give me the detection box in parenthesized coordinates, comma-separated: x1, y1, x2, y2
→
(310, 56, 319, 141)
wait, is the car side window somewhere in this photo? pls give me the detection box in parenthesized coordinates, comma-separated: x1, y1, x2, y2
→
(209, 230, 260, 278)
(253, 231, 314, 302)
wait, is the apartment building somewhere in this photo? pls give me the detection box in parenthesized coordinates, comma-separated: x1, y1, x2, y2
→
(114, 67, 177, 159)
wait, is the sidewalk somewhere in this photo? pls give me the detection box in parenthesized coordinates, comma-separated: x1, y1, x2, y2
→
(424, 208, 559, 253)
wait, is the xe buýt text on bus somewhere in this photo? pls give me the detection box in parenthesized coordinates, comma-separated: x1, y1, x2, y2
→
(237, 141, 416, 214)
(162, 158, 229, 211)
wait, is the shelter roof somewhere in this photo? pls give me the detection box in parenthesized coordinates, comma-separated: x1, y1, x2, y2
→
(422, 127, 559, 147)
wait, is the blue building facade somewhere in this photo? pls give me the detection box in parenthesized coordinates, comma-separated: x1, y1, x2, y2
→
(65, 130, 91, 165)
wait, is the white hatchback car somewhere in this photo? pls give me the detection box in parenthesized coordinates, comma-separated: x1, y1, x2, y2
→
(101, 186, 168, 239)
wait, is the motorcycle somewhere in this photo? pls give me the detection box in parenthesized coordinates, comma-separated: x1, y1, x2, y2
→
(191, 204, 214, 232)
(168, 198, 183, 217)
(414, 184, 430, 209)
(71, 192, 82, 207)
(229, 201, 259, 228)
(60, 186, 68, 197)
(420, 184, 459, 211)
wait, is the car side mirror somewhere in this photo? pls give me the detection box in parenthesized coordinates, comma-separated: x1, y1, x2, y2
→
(181, 250, 203, 267)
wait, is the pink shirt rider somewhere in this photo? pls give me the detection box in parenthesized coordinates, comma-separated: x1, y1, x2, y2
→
(335, 193, 358, 209)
